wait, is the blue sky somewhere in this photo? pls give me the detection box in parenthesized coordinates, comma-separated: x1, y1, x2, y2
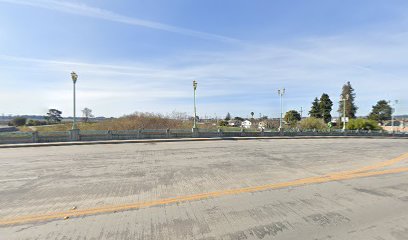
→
(0, 0, 407, 118)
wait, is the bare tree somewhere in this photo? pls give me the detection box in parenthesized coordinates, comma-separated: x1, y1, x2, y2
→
(168, 110, 188, 120)
(82, 107, 94, 123)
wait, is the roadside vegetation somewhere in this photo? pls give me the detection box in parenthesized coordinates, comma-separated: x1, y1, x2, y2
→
(298, 117, 327, 130)
(346, 119, 381, 130)
(9, 81, 399, 133)
(18, 112, 194, 132)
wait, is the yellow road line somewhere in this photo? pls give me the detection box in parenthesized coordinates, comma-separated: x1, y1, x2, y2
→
(327, 152, 408, 177)
(1, 164, 407, 226)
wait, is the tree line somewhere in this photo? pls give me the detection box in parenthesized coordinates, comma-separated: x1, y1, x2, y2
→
(8, 108, 94, 127)
(284, 81, 396, 130)
(8, 81, 396, 131)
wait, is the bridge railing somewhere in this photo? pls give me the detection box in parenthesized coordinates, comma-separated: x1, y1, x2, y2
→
(0, 128, 407, 144)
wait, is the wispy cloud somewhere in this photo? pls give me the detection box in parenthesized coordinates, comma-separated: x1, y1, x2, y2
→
(0, 0, 241, 43)
(1, 23, 408, 117)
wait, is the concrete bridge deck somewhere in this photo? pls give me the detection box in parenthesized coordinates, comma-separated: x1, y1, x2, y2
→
(0, 138, 408, 239)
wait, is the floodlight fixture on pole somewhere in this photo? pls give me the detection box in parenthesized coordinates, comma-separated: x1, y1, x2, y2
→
(278, 88, 285, 131)
(71, 71, 78, 130)
(341, 94, 349, 131)
(193, 80, 198, 129)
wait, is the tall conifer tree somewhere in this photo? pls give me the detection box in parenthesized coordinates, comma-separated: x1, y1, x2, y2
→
(319, 93, 333, 123)
(338, 81, 358, 118)
(309, 97, 322, 118)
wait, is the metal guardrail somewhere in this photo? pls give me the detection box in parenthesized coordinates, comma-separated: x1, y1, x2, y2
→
(0, 132, 33, 144)
(0, 126, 18, 132)
(0, 129, 407, 144)
(37, 131, 70, 143)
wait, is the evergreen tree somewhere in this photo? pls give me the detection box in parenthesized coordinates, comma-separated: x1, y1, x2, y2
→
(284, 110, 301, 127)
(319, 93, 333, 123)
(338, 81, 358, 118)
(309, 97, 322, 118)
(368, 100, 392, 124)
(225, 112, 231, 121)
(45, 109, 63, 124)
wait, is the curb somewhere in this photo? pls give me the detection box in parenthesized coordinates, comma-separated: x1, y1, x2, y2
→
(0, 135, 406, 148)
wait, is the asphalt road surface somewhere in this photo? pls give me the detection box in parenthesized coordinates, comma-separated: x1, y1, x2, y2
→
(1, 138, 408, 240)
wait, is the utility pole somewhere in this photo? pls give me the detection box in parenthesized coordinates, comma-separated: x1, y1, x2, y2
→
(300, 107, 303, 119)
(71, 71, 78, 130)
(193, 80, 198, 129)
(278, 88, 285, 131)
(341, 94, 349, 131)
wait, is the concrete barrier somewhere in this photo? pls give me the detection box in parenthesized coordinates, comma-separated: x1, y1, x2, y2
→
(0, 129, 407, 145)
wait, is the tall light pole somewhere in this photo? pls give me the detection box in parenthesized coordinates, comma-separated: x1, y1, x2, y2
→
(278, 88, 285, 131)
(391, 100, 399, 133)
(341, 94, 349, 131)
(71, 71, 78, 130)
(193, 80, 198, 129)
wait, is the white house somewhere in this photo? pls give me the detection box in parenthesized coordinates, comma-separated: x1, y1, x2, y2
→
(241, 120, 252, 129)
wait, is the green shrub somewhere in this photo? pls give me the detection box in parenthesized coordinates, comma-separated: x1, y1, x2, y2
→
(299, 117, 326, 130)
(219, 120, 228, 126)
(10, 117, 27, 126)
(347, 118, 381, 130)
(26, 120, 47, 126)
